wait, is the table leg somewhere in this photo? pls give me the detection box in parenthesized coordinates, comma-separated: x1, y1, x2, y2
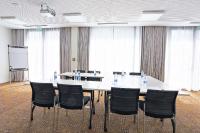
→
(91, 91, 95, 114)
(97, 90, 100, 102)
(104, 91, 108, 132)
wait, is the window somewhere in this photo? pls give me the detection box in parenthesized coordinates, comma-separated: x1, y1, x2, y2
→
(89, 27, 141, 75)
(165, 27, 200, 91)
(26, 29, 60, 81)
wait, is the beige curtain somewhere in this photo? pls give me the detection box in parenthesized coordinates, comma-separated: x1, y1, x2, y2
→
(141, 26, 166, 81)
(11, 29, 25, 81)
(77, 27, 90, 71)
(60, 27, 71, 73)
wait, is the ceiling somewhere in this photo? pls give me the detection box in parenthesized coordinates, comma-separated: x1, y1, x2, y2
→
(1, 0, 200, 29)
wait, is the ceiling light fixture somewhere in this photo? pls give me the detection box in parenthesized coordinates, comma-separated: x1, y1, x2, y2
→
(23, 25, 48, 27)
(63, 13, 87, 23)
(190, 22, 200, 24)
(0, 16, 26, 25)
(11, 2, 18, 6)
(97, 22, 128, 25)
(40, 3, 56, 17)
(139, 10, 165, 21)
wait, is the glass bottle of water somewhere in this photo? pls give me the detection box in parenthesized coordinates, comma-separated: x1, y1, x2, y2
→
(140, 70, 144, 85)
(74, 70, 77, 80)
(94, 70, 96, 76)
(54, 71, 57, 82)
(78, 71, 81, 80)
(114, 74, 118, 82)
(141, 71, 144, 78)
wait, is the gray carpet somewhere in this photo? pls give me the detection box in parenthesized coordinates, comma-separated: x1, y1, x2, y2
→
(0, 82, 199, 133)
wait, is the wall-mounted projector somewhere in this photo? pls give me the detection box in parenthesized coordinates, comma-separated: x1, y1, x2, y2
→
(40, 3, 56, 17)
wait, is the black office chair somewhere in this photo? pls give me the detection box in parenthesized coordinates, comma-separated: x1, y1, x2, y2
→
(30, 82, 57, 121)
(87, 70, 101, 80)
(57, 84, 92, 130)
(88, 70, 101, 74)
(108, 87, 140, 132)
(113, 71, 123, 75)
(62, 76, 72, 80)
(73, 70, 86, 73)
(139, 89, 178, 133)
(129, 72, 141, 76)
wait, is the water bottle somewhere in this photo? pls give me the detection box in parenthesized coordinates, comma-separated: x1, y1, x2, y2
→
(74, 70, 77, 80)
(78, 71, 81, 80)
(141, 71, 144, 78)
(114, 74, 118, 82)
(142, 74, 148, 91)
(140, 70, 144, 85)
(54, 71, 57, 82)
(143, 74, 147, 84)
(94, 70, 96, 76)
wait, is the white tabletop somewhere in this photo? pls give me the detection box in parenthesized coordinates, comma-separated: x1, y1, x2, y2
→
(54, 75, 179, 93)
(99, 75, 179, 93)
(56, 79, 102, 91)
(60, 72, 104, 78)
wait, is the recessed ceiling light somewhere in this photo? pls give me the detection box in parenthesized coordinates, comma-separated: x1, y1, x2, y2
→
(0, 16, 15, 19)
(97, 22, 128, 25)
(190, 22, 200, 24)
(139, 10, 165, 21)
(11, 2, 18, 6)
(63, 13, 87, 23)
(0, 16, 26, 25)
(24, 25, 48, 27)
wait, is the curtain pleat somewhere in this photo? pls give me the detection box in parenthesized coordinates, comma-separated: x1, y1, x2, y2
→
(60, 27, 71, 73)
(11, 29, 25, 81)
(141, 26, 166, 81)
(77, 27, 90, 71)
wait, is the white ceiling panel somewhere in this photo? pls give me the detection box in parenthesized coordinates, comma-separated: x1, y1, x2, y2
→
(0, 0, 200, 28)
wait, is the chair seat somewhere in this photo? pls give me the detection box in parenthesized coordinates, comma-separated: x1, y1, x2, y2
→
(139, 100, 174, 118)
(84, 96, 90, 105)
(83, 90, 92, 93)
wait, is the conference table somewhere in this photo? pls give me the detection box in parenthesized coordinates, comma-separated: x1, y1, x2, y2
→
(55, 74, 179, 131)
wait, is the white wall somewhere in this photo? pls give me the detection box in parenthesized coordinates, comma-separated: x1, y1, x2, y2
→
(71, 27, 78, 71)
(0, 27, 78, 83)
(0, 26, 12, 83)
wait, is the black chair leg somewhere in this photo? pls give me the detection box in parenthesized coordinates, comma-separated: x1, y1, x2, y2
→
(160, 119, 164, 127)
(171, 118, 176, 133)
(91, 91, 95, 114)
(104, 91, 108, 132)
(89, 99, 92, 129)
(30, 105, 36, 121)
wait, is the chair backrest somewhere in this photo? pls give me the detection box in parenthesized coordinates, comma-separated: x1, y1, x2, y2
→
(145, 89, 178, 118)
(57, 84, 83, 109)
(87, 70, 101, 81)
(113, 72, 125, 75)
(88, 70, 101, 74)
(129, 72, 141, 76)
(110, 87, 140, 115)
(73, 70, 85, 73)
(87, 77, 101, 81)
(30, 82, 55, 107)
